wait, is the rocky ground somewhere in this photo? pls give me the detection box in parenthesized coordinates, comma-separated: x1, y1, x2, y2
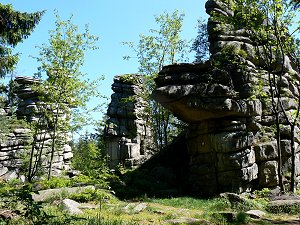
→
(1, 185, 300, 224)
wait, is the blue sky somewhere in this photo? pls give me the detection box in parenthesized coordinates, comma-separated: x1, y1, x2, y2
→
(2, 0, 208, 133)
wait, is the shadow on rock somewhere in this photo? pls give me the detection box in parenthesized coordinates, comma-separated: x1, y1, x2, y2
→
(110, 132, 190, 199)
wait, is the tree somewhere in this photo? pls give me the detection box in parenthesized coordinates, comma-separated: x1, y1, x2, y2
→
(72, 132, 108, 179)
(290, 0, 300, 9)
(27, 12, 101, 181)
(0, 4, 43, 77)
(0, 4, 43, 141)
(214, 0, 300, 192)
(191, 18, 210, 62)
(123, 10, 189, 150)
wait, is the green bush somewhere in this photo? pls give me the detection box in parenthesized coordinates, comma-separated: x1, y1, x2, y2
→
(71, 174, 94, 185)
(69, 188, 115, 203)
(235, 211, 250, 224)
(253, 188, 270, 199)
(37, 176, 72, 190)
(72, 133, 111, 189)
(0, 183, 50, 224)
(265, 203, 300, 214)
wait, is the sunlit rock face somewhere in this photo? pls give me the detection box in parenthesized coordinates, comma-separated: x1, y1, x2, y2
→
(153, 0, 300, 195)
(104, 74, 154, 168)
(0, 76, 72, 181)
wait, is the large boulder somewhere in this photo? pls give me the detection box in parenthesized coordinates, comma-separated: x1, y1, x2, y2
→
(151, 0, 300, 195)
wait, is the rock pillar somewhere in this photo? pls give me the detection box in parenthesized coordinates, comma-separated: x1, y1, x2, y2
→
(104, 74, 153, 167)
(15, 76, 72, 176)
(152, 0, 300, 195)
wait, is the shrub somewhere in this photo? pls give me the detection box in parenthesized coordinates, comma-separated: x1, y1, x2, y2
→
(235, 211, 250, 224)
(266, 203, 300, 214)
(0, 183, 50, 224)
(72, 133, 111, 189)
(69, 188, 115, 203)
(253, 188, 270, 199)
(37, 176, 71, 190)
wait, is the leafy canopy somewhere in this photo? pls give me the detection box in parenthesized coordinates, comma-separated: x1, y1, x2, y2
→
(33, 12, 101, 132)
(0, 3, 43, 77)
(123, 10, 189, 148)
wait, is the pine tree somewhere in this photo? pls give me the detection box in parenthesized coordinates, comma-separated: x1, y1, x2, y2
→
(0, 3, 43, 77)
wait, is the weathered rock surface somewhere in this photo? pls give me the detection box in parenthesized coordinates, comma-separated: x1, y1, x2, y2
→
(0, 209, 18, 220)
(152, 0, 300, 195)
(0, 76, 73, 180)
(61, 199, 83, 215)
(32, 185, 95, 202)
(124, 203, 148, 214)
(104, 74, 153, 167)
(220, 192, 247, 206)
(246, 210, 266, 219)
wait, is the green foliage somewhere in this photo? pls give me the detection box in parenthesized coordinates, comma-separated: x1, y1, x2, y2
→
(118, 74, 141, 84)
(0, 4, 43, 77)
(0, 72, 29, 144)
(192, 18, 210, 62)
(265, 203, 300, 214)
(72, 134, 111, 188)
(254, 188, 271, 199)
(36, 174, 110, 191)
(0, 181, 50, 224)
(0, 4, 43, 46)
(71, 175, 109, 189)
(123, 10, 189, 149)
(37, 176, 72, 190)
(69, 188, 115, 203)
(123, 10, 189, 76)
(149, 197, 231, 212)
(33, 12, 101, 133)
(213, 45, 248, 68)
(26, 11, 102, 181)
(235, 211, 250, 224)
(84, 216, 125, 225)
(297, 187, 300, 195)
(0, 114, 28, 141)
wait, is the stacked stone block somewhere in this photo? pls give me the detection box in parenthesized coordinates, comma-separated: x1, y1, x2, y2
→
(0, 76, 72, 181)
(104, 74, 153, 167)
(152, 0, 300, 195)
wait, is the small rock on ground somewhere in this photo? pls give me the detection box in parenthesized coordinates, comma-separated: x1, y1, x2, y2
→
(246, 209, 266, 219)
(220, 192, 247, 205)
(32, 185, 95, 202)
(134, 203, 147, 213)
(124, 203, 148, 213)
(79, 203, 99, 209)
(61, 199, 83, 215)
(0, 209, 17, 220)
(165, 217, 209, 224)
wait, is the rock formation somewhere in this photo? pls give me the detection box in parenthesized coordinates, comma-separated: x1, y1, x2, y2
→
(153, 0, 300, 195)
(104, 74, 153, 167)
(0, 76, 72, 181)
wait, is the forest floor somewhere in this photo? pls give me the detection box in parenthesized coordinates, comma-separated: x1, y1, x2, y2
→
(76, 199, 300, 224)
(3, 193, 300, 224)
(1, 177, 300, 224)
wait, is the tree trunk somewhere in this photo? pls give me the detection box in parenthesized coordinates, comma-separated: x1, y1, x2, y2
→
(290, 125, 296, 192)
(276, 115, 285, 193)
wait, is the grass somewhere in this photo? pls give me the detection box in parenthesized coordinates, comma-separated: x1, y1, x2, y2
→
(1, 178, 300, 225)
(2, 195, 300, 225)
(147, 196, 231, 211)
